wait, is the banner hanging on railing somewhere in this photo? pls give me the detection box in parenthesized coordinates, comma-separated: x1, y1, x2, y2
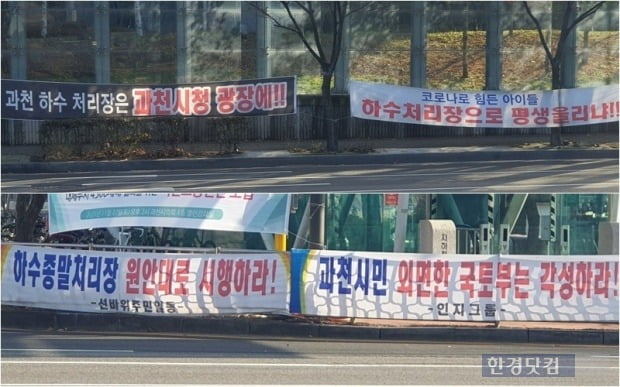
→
(350, 81, 619, 128)
(48, 193, 291, 235)
(290, 250, 619, 322)
(1, 76, 296, 120)
(1, 244, 290, 315)
(497, 255, 618, 321)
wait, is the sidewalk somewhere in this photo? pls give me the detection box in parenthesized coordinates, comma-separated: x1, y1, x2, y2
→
(2, 133, 618, 174)
(2, 306, 617, 345)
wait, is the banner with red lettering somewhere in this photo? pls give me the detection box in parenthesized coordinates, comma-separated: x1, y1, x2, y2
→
(1, 77, 296, 120)
(290, 250, 619, 322)
(1, 244, 290, 315)
(350, 80, 619, 128)
(498, 255, 618, 321)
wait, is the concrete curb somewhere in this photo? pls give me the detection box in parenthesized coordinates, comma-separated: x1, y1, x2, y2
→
(249, 318, 320, 338)
(2, 307, 616, 345)
(528, 329, 606, 345)
(603, 331, 619, 345)
(2, 149, 617, 174)
(319, 324, 382, 340)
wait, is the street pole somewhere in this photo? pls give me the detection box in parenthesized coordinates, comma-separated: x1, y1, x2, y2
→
(308, 194, 325, 250)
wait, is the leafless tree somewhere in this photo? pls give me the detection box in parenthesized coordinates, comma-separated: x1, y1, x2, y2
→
(14, 194, 46, 242)
(462, 3, 469, 79)
(522, 1, 605, 146)
(253, 1, 368, 152)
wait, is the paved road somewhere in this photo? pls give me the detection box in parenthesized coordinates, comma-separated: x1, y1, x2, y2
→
(2, 158, 618, 193)
(1, 330, 618, 385)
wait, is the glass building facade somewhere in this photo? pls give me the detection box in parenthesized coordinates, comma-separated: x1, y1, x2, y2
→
(2, 1, 618, 90)
(2, 1, 618, 146)
(290, 193, 617, 255)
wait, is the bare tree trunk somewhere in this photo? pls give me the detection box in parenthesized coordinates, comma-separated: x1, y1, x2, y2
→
(522, 1, 604, 148)
(337, 194, 356, 248)
(544, 3, 552, 74)
(135, 1, 143, 36)
(462, 4, 469, 78)
(41, 1, 47, 38)
(550, 127, 562, 147)
(147, 2, 161, 34)
(15, 194, 46, 242)
(66, 1, 77, 23)
(550, 59, 562, 147)
(581, 28, 590, 65)
(322, 72, 338, 152)
(202, 2, 212, 30)
(508, 2, 514, 36)
(308, 194, 325, 249)
(363, 194, 382, 251)
(249, 1, 356, 153)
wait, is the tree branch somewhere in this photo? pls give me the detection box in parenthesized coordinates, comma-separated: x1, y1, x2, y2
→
(250, 2, 298, 35)
(280, 2, 323, 65)
(328, 2, 347, 74)
(346, 2, 373, 18)
(298, 1, 327, 64)
(522, 1, 555, 63)
(329, 3, 339, 69)
(524, 1, 605, 65)
(554, 2, 576, 65)
(565, 1, 605, 36)
(248, 1, 353, 75)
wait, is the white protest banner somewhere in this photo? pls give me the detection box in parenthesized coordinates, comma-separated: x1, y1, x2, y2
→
(48, 193, 290, 235)
(1, 244, 290, 315)
(350, 80, 619, 128)
(290, 250, 619, 322)
(290, 249, 499, 321)
(497, 255, 619, 322)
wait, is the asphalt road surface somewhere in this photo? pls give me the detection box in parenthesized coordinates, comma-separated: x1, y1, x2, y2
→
(2, 158, 618, 193)
(1, 330, 618, 385)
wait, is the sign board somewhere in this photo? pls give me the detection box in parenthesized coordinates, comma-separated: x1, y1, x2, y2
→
(384, 193, 399, 206)
(350, 81, 619, 128)
(2, 76, 296, 120)
(1, 244, 290, 315)
(290, 250, 619, 321)
(48, 193, 291, 235)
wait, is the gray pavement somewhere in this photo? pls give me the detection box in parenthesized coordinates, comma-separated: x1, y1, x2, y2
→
(4, 332, 616, 385)
(2, 133, 618, 174)
(2, 306, 617, 345)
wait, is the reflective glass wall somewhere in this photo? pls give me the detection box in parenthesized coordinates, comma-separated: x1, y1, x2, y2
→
(3, 1, 618, 91)
(310, 193, 617, 255)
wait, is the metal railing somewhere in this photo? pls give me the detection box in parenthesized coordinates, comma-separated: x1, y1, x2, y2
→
(456, 226, 480, 254)
(3, 111, 616, 146)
